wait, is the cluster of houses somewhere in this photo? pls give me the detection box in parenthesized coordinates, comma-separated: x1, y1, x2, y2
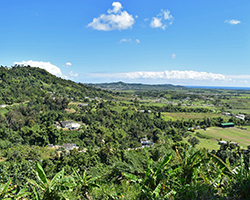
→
(47, 143, 79, 152)
(85, 96, 99, 101)
(53, 121, 81, 130)
(188, 125, 206, 132)
(218, 140, 239, 147)
(127, 138, 154, 151)
(77, 103, 88, 107)
(222, 112, 245, 121)
(140, 138, 154, 147)
(138, 110, 151, 113)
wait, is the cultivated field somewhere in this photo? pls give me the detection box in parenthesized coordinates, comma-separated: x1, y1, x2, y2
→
(161, 112, 228, 121)
(195, 126, 250, 149)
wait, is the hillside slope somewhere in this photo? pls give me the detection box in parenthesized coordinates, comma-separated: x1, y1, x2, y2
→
(0, 65, 112, 104)
(88, 81, 186, 91)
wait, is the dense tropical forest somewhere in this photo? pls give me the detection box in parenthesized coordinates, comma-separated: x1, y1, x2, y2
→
(1, 65, 250, 199)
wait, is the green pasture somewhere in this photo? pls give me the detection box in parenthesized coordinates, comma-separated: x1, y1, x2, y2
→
(197, 126, 250, 149)
(227, 109, 250, 115)
(222, 98, 250, 109)
(161, 112, 228, 121)
(110, 106, 128, 113)
(183, 135, 220, 151)
(145, 102, 169, 107)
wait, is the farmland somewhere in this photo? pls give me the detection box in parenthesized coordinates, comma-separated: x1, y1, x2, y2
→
(191, 126, 250, 149)
(161, 112, 228, 121)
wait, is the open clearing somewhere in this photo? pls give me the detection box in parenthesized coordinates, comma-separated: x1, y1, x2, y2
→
(195, 126, 250, 149)
(161, 112, 228, 121)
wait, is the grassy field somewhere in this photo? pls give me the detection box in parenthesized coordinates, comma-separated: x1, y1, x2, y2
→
(194, 126, 250, 149)
(227, 109, 250, 115)
(161, 112, 229, 121)
(183, 135, 220, 151)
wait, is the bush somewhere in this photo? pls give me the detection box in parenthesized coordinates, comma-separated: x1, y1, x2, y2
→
(183, 132, 190, 138)
(188, 137, 200, 147)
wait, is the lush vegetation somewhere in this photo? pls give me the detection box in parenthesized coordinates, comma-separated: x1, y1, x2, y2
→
(1, 66, 250, 199)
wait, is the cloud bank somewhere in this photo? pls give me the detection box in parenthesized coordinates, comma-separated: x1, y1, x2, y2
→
(84, 70, 250, 86)
(88, 70, 226, 81)
(87, 2, 135, 31)
(150, 9, 174, 30)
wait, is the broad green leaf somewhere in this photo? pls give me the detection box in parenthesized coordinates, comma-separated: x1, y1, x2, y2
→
(0, 179, 12, 196)
(207, 153, 232, 177)
(152, 183, 162, 198)
(15, 187, 31, 199)
(27, 178, 46, 191)
(50, 169, 64, 188)
(35, 162, 48, 186)
(155, 154, 172, 174)
(32, 187, 41, 200)
(123, 172, 140, 182)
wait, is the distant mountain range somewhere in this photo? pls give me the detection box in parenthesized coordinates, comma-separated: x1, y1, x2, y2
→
(88, 81, 186, 91)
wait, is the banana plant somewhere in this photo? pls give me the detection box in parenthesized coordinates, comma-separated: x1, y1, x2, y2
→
(123, 150, 179, 199)
(173, 146, 207, 186)
(227, 154, 250, 199)
(201, 152, 233, 190)
(72, 168, 101, 200)
(0, 179, 30, 199)
(27, 162, 76, 200)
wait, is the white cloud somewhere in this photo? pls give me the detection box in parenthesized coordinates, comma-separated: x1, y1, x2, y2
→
(226, 75, 250, 79)
(13, 60, 67, 78)
(124, 70, 226, 81)
(224, 19, 241, 25)
(88, 70, 227, 82)
(172, 54, 176, 59)
(119, 38, 132, 43)
(150, 9, 174, 30)
(69, 70, 78, 77)
(119, 38, 140, 44)
(65, 62, 72, 67)
(150, 17, 163, 29)
(87, 2, 135, 31)
(84, 70, 250, 86)
(108, 2, 122, 14)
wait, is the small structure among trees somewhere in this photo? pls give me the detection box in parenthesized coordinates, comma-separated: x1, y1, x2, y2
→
(221, 122, 234, 128)
(140, 138, 154, 147)
(60, 121, 81, 129)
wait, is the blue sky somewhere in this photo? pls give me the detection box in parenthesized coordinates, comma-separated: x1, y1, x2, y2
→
(0, 0, 249, 86)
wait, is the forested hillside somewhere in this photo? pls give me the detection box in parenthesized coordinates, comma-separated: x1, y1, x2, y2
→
(88, 81, 185, 91)
(0, 65, 112, 105)
(1, 66, 250, 199)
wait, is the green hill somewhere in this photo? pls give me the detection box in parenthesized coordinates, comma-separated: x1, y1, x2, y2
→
(88, 81, 186, 91)
(0, 65, 112, 105)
